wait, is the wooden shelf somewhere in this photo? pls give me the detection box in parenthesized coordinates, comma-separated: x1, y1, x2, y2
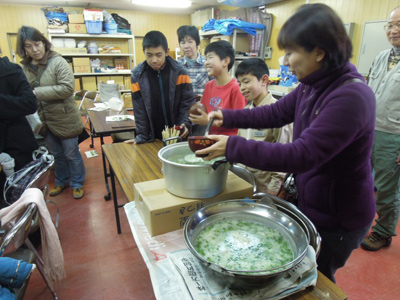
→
(48, 33, 134, 39)
(61, 53, 134, 57)
(74, 70, 131, 76)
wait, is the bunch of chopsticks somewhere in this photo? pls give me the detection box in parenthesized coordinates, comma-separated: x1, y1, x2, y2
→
(162, 126, 180, 145)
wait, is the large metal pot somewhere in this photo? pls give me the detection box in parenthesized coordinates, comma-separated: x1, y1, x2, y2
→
(158, 142, 231, 198)
(184, 200, 310, 289)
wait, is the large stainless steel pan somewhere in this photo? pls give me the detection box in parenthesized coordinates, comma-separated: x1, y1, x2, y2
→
(184, 200, 310, 289)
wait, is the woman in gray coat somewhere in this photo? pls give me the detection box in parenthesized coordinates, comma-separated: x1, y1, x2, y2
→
(17, 26, 86, 199)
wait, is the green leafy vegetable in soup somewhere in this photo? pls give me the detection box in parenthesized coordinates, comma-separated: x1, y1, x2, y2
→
(195, 219, 293, 271)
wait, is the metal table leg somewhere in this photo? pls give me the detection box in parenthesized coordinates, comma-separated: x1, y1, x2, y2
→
(89, 116, 95, 148)
(101, 135, 111, 200)
(109, 163, 122, 234)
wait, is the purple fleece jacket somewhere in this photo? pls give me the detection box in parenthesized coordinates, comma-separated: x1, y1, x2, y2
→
(223, 63, 376, 231)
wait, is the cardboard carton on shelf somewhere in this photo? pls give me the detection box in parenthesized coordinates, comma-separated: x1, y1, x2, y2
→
(74, 78, 81, 93)
(68, 23, 87, 34)
(209, 35, 250, 53)
(68, 14, 84, 24)
(113, 57, 128, 70)
(122, 93, 132, 109)
(73, 57, 91, 73)
(81, 76, 97, 91)
(55, 47, 87, 54)
(107, 75, 124, 88)
(134, 172, 253, 236)
(124, 76, 131, 90)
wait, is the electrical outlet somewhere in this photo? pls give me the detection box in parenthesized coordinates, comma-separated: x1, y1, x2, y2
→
(265, 46, 272, 59)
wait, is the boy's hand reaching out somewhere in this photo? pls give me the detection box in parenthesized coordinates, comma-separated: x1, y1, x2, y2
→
(189, 109, 208, 125)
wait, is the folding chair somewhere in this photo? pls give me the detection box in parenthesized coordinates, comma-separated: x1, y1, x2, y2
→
(74, 90, 99, 115)
(74, 90, 99, 147)
(0, 203, 37, 300)
(1, 155, 58, 299)
(26, 159, 59, 300)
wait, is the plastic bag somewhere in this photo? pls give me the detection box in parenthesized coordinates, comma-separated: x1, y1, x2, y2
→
(111, 13, 131, 30)
(3, 147, 54, 205)
(26, 112, 43, 136)
(87, 41, 98, 54)
(103, 10, 115, 23)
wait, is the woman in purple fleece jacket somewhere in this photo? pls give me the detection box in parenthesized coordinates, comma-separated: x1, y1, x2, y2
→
(197, 4, 376, 282)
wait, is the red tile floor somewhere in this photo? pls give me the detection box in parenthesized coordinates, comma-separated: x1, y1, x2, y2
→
(24, 136, 400, 300)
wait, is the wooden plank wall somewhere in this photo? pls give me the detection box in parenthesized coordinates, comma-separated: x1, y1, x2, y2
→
(265, 0, 400, 69)
(1, 0, 400, 70)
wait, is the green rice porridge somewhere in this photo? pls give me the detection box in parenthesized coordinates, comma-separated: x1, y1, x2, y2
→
(195, 219, 293, 271)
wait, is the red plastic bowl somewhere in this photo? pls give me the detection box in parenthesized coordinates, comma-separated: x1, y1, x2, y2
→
(188, 136, 216, 157)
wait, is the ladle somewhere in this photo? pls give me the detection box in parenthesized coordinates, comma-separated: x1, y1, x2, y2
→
(204, 116, 214, 137)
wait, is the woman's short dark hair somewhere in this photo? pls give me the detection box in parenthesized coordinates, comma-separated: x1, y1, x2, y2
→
(205, 40, 235, 71)
(142, 31, 168, 52)
(16, 26, 52, 58)
(177, 25, 200, 46)
(235, 58, 270, 80)
(278, 3, 352, 70)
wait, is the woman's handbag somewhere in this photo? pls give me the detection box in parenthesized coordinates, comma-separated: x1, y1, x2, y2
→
(26, 112, 43, 135)
(78, 128, 90, 144)
(276, 173, 298, 205)
(3, 146, 54, 205)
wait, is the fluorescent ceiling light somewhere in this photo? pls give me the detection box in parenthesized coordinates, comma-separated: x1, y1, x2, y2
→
(132, 0, 192, 8)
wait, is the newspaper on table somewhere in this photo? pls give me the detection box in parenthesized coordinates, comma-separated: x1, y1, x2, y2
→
(124, 201, 317, 300)
(105, 115, 134, 121)
(168, 247, 317, 300)
(88, 102, 109, 111)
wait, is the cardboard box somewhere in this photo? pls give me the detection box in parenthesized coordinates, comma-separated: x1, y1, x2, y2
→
(83, 9, 103, 21)
(73, 57, 91, 73)
(55, 47, 87, 54)
(108, 76, 124, 88)
(74, 78, 81, 92)
(114, 57, 128, 70)
(68, 23, 87, 34)
(81, 76, 97, 91)
(124, 76, 131, 90)
(122, 93, 132, 109)
(135, 172, 253, 236)
(209, 35, 250, 53)
(68, 14, 84, 24)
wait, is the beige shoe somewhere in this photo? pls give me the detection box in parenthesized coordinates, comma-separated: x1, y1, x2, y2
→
(49, 184, 69, 197)
(73, 188, 84, 199)
(361, 232, 392, 251)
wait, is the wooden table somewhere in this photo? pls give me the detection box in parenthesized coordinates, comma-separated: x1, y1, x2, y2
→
(102, 141, 347, 299)
(85, 99, 135, 199)
(102, 140, 163, 233)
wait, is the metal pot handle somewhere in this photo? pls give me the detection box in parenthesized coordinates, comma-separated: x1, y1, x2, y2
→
(211, 158, 230, 170)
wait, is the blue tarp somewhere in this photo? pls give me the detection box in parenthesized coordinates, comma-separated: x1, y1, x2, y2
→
(44, 11, 68, 22)
(202, 18, 266, 36)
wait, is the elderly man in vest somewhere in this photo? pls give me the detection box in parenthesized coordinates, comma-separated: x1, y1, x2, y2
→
(361, 6, 400, 251)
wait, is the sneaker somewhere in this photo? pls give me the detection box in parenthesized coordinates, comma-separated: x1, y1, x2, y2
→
(73, 188, 84, 199)
(361, 232, 392, 251)
(49, 184, 69, 197)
